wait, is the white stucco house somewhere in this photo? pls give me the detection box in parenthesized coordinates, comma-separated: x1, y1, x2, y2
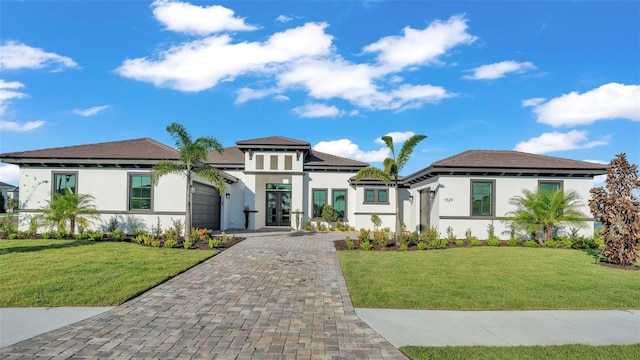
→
(0, 136, 607, 239)
(0, 181, 19, 213)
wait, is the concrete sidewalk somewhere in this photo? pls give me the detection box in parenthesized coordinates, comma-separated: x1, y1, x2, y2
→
(356, 308, 640, 347)
(0, 307, 114, 348)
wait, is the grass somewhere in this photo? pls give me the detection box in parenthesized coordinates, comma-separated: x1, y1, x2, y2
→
(0, 240, 218, 307)
(338, 247, 640, 310)
(400, 344, 640, 360)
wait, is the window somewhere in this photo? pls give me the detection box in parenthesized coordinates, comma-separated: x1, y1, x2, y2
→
(270, 155, 278, 170)
(312, 189, 327, 218)
(364, 189, 389, 204)
(53, 172, 77, 195)
(471, 180, 494, 216)
(130, 174, 152, 210)
(256, 155, 264, 170)
(284, 155, 292, 170)
(332, 189, 347, 220)
(539, 180, 562, 193)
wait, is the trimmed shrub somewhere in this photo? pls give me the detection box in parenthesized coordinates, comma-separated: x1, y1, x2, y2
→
(487, 238, 500, 247)
(506, 238, 520, 247)
(455, 240, 465, 247)
(183, 240, 194, 249)
(345, 236, 355, 250)
(524, 240, 538, 248)
(110, 229, 126, 241)
(417, 242, 428, 250)
(208, 239, 219, 248)
(89, 231, 104, 241)
(164, 239, 179, 248)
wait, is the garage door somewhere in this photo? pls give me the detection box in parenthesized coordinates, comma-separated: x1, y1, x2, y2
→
(192, 182, 220, 230)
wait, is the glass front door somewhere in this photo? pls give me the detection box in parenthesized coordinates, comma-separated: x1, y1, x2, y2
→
(266, 191, 291, 226)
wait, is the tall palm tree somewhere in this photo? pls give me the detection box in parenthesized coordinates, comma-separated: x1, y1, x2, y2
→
(506, 188, 587, 245)
(41, 188, 100, 234)
(354, 134, 427, 245)
(151, 123, 226, 234)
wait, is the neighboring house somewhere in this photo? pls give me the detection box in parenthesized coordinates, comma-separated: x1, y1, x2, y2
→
(0, 181, 19, 213)
(0, 137, 607, 238)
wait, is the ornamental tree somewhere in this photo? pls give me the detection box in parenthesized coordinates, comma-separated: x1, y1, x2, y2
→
(588, 153, 640, 266)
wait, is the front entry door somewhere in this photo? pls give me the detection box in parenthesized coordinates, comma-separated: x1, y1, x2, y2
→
(419, 188, 430, 232)
(266, 191, 291, 226)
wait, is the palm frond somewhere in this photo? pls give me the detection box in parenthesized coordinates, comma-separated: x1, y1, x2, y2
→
(382, 158, 396, 177)
(151, 161, 184, 185)
(381, 136, 395, 158)
(396, 134, 427, 171)
(195, 136, 224, 154)
(166, 122, 192, 149)
(195, 166, 227, 195)
(354, 166, 391, 184)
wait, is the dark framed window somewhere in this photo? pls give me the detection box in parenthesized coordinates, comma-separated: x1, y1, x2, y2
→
(256, 155, 264, 170)
(332, 189, 347, 220)
(539, 180, 563, 193)
(471, 180, 494, 216)
(364, 188, 389, 204)
(53, 172, 77, 195)
(270, 155, 278, 170)
(312, 189, 327, 218)
(129, 174, 152, 210)
(284, 155, 293, 170)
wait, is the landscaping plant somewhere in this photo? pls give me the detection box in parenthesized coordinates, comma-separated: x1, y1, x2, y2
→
(39, 188, 100, 235)
(588, 153, 640, 266)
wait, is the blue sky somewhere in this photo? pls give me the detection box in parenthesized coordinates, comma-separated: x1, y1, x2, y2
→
(1, 0, 638, 186)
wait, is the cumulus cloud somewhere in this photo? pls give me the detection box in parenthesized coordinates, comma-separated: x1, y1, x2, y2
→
(514, 130, 610, 154)
(0, 164, 20, 185)
(375, 131, 415, 144)
(521, 97, 545, 107)
(525, 83, 640, 127)
(0, 41, 77, 70)
(292, 103, 342, 118)
(276, 15, 293, 23)
(363, 15, 476, 71)
(464, 60, 535, 80)
(116, 22, 333, 92)
(0, 79, 26, 116)
(73, 105, 110, 117)
(0, 120, 45, 132)
(151, 0, 256, 35)
(313, 139, 389, 162)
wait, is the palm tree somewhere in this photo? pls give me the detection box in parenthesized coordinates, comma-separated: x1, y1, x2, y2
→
(41, 188, 100, 234)
(354, 134, 427, 245)
(506, 188, 587, 245)
(151, 123, 226, 234)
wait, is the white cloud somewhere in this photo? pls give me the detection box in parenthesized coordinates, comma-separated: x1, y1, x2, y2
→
(0, 41, 77, 70)
(0, 79, 26, 116)
(292, 103, 341, 118)
(276, 15, 292, 23)
(0, 120, 45, 132)
(151, 0, 256, 35)
(522, 97, 545, 107)
(363, 15, 476, 71)
(514, 130, 610, 154)
(313, 139, 389, 162)
(464, 60, 535, 80)
(116, 22, 332, 92)
(0, 164, 19, 185)
(583, 159, 608, 165)
(73, 105, 110, 117)
(375, 131, 415, 144)
(527, 83, 640, 127)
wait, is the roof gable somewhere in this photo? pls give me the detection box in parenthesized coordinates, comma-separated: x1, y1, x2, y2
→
(236, 136, 310, 147)
(305, 150, 368, 169)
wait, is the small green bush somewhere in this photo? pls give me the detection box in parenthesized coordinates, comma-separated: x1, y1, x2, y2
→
(455, 240, 464, 247)
(373, 231, 389, 247)
(429, 238, 448, 249)
(417, 242, 428, 250)
(55, 230, 68, 239)
(469, 239, 482, 247)
(8, 233, 18, 240)
(304, 221, 313, 231)
(358, 228, 371, 242)
(544, 240, 559, 248)
(315, 220, 322, 231)
(73, 233, 87, 240)
(164, 239, 179, 248)
(345, 236, 355, 250)
(42, 231, 55, 239)
(110, 229, 126, 241)
(561, 238, 573, 248)
(506, 238, 520, 247)
(151, 240, 161, 248)
(400, 243, 409, 251)
(106, 216, 119, 233)
(487, 238, 500, 247)
(183, 240, 194, 249)
(360, 240, 373, 250)
(524, 240, 538, 248)
(89, 231, 103, 241)
(445, 226, 457, 244)
(208, 239, 219, 248)
(465, 229, 479, 245)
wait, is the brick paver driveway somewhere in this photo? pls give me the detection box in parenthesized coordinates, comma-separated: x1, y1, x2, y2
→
(1, 232, 407, 359)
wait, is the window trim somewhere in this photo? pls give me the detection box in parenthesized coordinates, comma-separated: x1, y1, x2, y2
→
(469, 179, 495, 218)
(52, 171, 78, 196)
(363, 188, 390, 205)
(332, 189, 348, 221)
(311, 188, 328, 219)
(538, 180, 563, 192)
(128, 173, 154, 211)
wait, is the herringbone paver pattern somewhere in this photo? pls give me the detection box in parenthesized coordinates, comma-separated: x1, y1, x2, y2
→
(0, 232, 407, 359)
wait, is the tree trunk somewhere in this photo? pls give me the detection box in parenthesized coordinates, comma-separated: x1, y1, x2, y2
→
(394, 178, 401, 246)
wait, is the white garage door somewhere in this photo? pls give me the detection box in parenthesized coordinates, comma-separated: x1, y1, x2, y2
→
(192, 182, 220, 230)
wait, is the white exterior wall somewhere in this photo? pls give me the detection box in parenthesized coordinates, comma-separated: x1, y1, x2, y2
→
(306, 171, 355, 228)
(411, 174, 596, 240)
(353, 185, 397, 231)
(17, 167, 187, 234)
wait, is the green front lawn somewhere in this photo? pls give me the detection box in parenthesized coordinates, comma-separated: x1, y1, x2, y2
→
(0, 240, 218, 307)
(400, 344, 640, 360)
(339, 248, 640, 310)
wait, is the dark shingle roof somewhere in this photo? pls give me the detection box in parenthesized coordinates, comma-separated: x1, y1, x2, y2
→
(0, 138, 178, 161)
(305, 150, 369, 168)
(433, 150, 608, 170)
(236, 136, 310, 147)
(206, 146, 244, 165)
